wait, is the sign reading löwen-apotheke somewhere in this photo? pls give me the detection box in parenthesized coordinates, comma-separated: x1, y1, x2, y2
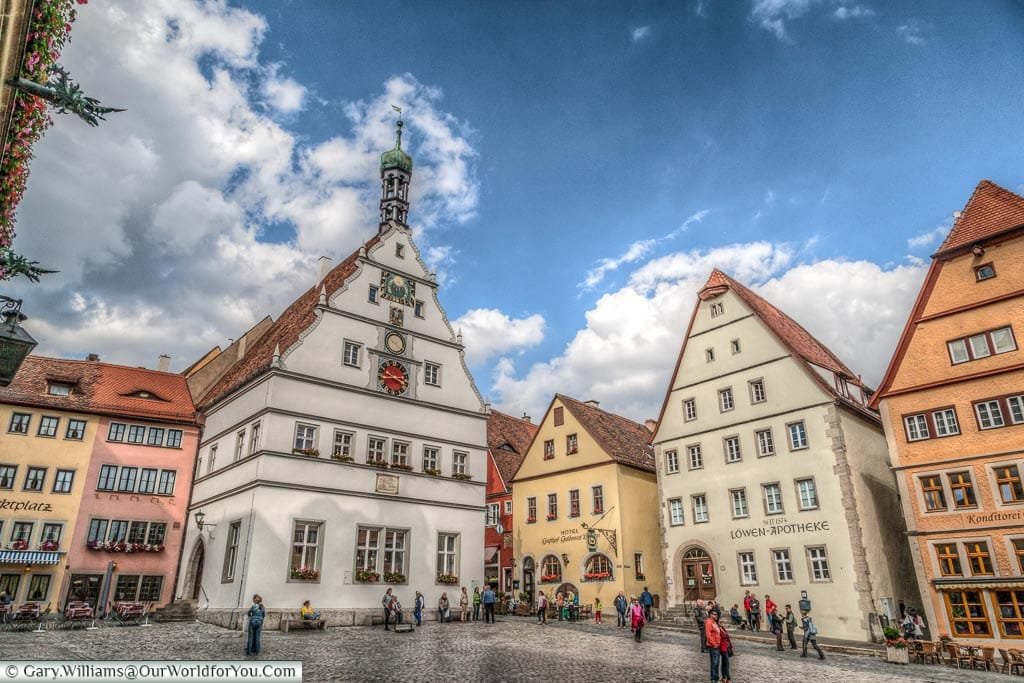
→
(729, 517, 830, 540)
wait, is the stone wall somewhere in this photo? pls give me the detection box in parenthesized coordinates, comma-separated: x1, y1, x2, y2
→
(197, 607, 440, 630)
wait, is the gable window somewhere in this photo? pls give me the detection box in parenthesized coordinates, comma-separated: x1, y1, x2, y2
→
(731, 339, 741, 354)
(395, 243, 405, 258)
(796, 478, 818, 510)
(724, 436, 742, 463)
(948, 471, 977, 509)
(920, 474, 947, 511)
(705, 348, 715, 362)
(693, 494, 709, 523)
(807, 546, 831, 581)
(543, 439, 555, 460)
(665, 449, 679, 474)
(223, 521, 241, 582)
(965, 541, 994, 575)
(53, 469, 74, 494)
(710, 302, 724, 317)
(547, 493, 558, 520)
(948, 326, 1016, 364)
(24, 467, 46, 492)
(975, 263, 996, 281)
(8, 413, 29, 434)
(566, 433, 578, 455)
(731, 488, 749, 518)
(936, 543, 962, 576)
(294, 424, 317, 452)
(526, 497, 537, 523)
(773, 549, 793, 582)
(553, 407, 564, 426)
(719, 388, 734, 412)
(368, 285, 379, 303)
(0, 464, 14, 489)
(422, 446, 439, 472)
(668, 498, 684, 526)
(904, 414, 929, 441)
(787, 422, 808, 450)
(37, 416, 58, 438)
(763, 483, 784, 515)
(65, 419, 86, 440)
(755, 429, 775, 457)
(683, 398, 697, 421)
(414, 300, 424, 318)
(995, 465, 1024, 504)
(424, 362, 441, 386)
(343, 341, 361, 367)
(290, 521, 322, 580)
(738, 551, 757, 584)
(687, 444, 703, 470)
(749, 379, 766, 404)
(569, 489, 580, 517)
(592, 485, 604, 514)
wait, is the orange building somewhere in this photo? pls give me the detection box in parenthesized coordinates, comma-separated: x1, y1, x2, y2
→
(873, 180, 1024, 645)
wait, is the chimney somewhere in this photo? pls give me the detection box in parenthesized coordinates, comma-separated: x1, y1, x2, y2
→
(644, 419, 658, 433)
(521, 412, 531, 424)
(86, 353, 100, 362)
(236, 335, 247, 360)
(157, 355, 171, 372)
(318, 256, 333, 282)
(584, 400, 600, 408)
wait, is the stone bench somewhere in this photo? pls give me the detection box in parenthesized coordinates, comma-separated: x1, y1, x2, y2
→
(282, 617, 325, 633)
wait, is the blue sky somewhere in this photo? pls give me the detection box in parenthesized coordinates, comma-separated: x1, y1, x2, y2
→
(14, 0, 1024, 420)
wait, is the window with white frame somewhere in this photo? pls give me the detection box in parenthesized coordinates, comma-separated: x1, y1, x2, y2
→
(207, 445, 217, 473)
(807, 546, 831, 581)
(8, 413, 29, 434)
(755, 429, 775, 457)
(452, 451, 468, 476)
(424, 362, 441, 386)
(592, 485, 604, 514)
(787, 421, 808, 450)
(356, 527, 380, 571)
(53, 469, 74, 493)
(904, 414, 930, 441)
(383, 529, 407, 575)
(437, 533, 459, 577)
(392, 441, 409, 467)
(731, 488, 749, 518)
(933, 409, 960, 436)
(569, 489, 580, 517)
(223, 521, 241, 582)
(739, 551, 758, 584)
(772, 549, 793, 582)
(683, 398, 697, 421)
(294, 424, 317, 452)
(719, 388, 734, 412)
(37, 416, 58, 437)
(47, 382, 71, 396)
(234, 430, 245, 462)
(796, 478, 818, 510)
(668, 498, 685, 526)
(749, 379, 766, 404)
(543, 439, 555, 459)
(11, 521, 32, 542)
(422, 446, 439, 472)
(687, 444, 703, 470)
(763, 483, 784, 515)
(343, 341, 361, 367)
(526, 497, 537, 522)
(724, 436, 742, 463)
(332, 430, 353, 458)
(1009, 395, 1024, 424)
(368, 436, 386, 463)
(65, 419, 86, 440)
(976, 400, 1005, 429)
(693, 494, 709, 523)
(547, 493, 558, 520)
(249, 422, 261, 454)
(566, 433, 578, 455)
(0, 464, 14, 489)
(948, 326, 1016, 364)
(665, 449, 679, 474)
(41, 523, 62, 545)
(504, 500, 512, 516)
(486, 504, 500, 526)
(290, 521, 322, 577)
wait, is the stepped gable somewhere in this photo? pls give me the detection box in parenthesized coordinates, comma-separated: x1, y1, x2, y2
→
(557, 394, 655, 472)
(936, 180, 1024, 255)
(199, 234, 382, 409)
(488, 410, 538, 488)
(0, 356, 98, 412)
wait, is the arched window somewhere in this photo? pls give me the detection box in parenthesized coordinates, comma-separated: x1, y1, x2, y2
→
(585, 554, 613, 581)
(540, 555, 562, 583)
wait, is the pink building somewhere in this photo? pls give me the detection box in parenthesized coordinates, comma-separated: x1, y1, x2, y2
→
(64, 362, 200, 611)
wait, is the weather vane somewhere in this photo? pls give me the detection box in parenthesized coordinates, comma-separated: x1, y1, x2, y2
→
(391, 104, 402, 120)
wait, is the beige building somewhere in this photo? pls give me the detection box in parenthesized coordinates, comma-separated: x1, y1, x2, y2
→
(651, 269, 919, 642)
(511, 395, 664, 609)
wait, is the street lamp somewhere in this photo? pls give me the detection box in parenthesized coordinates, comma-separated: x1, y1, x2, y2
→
(194, 510, 216, 534)
(0, 297, 37, 386)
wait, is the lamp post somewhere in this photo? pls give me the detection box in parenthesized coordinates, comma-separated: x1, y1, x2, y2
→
(194, 510, 216, 537)
(0, 296, 37, 386)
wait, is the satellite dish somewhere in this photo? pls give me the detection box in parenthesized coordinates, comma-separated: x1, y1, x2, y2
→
(495, 523, 505, 535)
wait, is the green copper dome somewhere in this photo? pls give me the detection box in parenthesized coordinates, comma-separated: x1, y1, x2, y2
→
(380, 120, 413, 172)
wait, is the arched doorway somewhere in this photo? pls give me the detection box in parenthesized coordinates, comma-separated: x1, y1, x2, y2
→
(522, 557, 535, 602)
(681, 546, 715, 602)
(183, 538, 205, 601)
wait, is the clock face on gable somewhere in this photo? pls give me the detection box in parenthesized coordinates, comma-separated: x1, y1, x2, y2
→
(378, 360, 409, 396)
(380, 271, 416, 307)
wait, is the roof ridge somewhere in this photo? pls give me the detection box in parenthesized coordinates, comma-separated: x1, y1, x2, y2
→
(936, 179, 1024, 254)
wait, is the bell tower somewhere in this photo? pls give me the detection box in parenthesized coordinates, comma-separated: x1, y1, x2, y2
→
(378, 114, 413, 232)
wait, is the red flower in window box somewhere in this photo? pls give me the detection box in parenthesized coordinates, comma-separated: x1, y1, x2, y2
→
(539, 573, 561, 583)
(545, 514, 557, 521)
(39, 540, 59, 551)
(583, 571, 612, 581)
(526, 516, 537, 524)
(10, 539, 28, 550)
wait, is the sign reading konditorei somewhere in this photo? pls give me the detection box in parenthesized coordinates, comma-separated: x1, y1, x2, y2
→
(0, 499, 53, 512)
(966, 510, 1024, 525)
(729, 517, 830, 540)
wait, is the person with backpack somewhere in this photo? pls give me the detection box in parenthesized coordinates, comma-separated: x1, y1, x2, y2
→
(245, 594, 264, 656)
(537, 590, 548, 624)
(801, 610, 825, 659)
(784, 604, 798, 649)
(614, 591, 628, 628)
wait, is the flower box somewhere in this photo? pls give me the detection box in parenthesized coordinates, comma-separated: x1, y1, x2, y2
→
(355, 570, 380, 583)
(452, 473, 472, 481)
(391, 463, 413, 471)
(331, 453, 353, 462)
(583, 571, 612, 582)
(545, 515, 557, 521)
(368, 460, 389, 469)
(292, 448, 320, 457)
(539, 574, 561, 583)
(423, 468, 441, 476)
(86, 540, 165, 553)
(526, 517, 537, 524)
(39, 541, 59, 551)
(9, 540, 28, 550)
(383, 572, 406, 584)
(291, 567, 320, 581)
(437, 573, 459, 585)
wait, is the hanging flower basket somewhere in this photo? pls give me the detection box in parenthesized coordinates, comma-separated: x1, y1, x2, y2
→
(291, 567, 320, 581)
(355, 570, 380, 583)
(436, 573, 459, 585)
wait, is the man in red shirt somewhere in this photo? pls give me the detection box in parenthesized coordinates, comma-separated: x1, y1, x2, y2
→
(765, 595, 777, 617)
(742, 590, 752, 630)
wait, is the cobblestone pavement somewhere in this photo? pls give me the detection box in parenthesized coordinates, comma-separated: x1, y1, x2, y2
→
(0, 617, 1010, 682)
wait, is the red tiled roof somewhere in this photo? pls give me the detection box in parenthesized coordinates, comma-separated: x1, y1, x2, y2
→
(0, 356, 197, 423)
(487, 410, 538, 489)
(199, 234, 381, 409)
(936, 180, 1024, 255)
(557, 394, 655, 472)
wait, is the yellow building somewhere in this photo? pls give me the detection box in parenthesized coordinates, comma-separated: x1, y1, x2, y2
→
(511, 394, 664, 611)
(0, 358, 98, 607)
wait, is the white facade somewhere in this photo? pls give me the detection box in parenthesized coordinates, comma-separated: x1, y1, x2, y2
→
(177, 224, 488, 623)
(652, 276, 918, 642)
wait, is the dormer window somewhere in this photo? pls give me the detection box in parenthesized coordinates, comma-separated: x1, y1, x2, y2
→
(47, 382, 72, 397)
(974, 263, 996, 281)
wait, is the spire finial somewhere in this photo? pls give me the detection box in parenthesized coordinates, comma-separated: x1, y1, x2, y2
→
(392, 105, 403, 149)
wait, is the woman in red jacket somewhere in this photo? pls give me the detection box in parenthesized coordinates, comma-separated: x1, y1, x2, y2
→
(705, 609, 723, 681)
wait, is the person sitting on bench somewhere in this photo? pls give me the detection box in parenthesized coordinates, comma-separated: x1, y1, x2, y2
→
(300, 600, 321, 621)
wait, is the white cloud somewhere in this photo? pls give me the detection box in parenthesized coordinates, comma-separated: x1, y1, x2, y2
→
(897, 22, 925, 45)
(12, 0, 479, 371)
(452, 308, 546, 367)
(695, 0, 708, 17)
(490, 241, 927, 421)
(833, 4, 874, 19)
(750, 0, 817, 39)
(632, 26, 651, 41)
(907, 221, 950, 250)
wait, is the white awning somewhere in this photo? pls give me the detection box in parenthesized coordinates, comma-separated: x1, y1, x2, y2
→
(484, 546, 500, 564)
(0, 550, 61, 565)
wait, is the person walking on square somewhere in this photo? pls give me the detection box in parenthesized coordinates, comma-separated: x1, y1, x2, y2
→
(472, 586, 481, 621)
(629, 596, 647, 642)
(594, 596, 603, 624)
(800, 610, 825, 660)
(717, 612, 734, 683)
(459, 587, 470, 622)
(537, 590, 548, 624)
(438, 592, 451, 623)
(640, 586, 654, 622)
(743, 590, 752, 630)
(245, 594, 264, 656)
(414, 591, 424, 626)
(567, 589, 577, 622)
(749, 595, 761, 631)
(556, 591, 564, 621)
(769, 606, 784, 651)
(694, 599, 709, 653)
(705, 608, 723, 681)
(482, 584, 496, 623)
(382, 588, 395, 630)
(614, 591, 628, 628)
(784, 604, 798, 649)
(764, 594, 777, 620)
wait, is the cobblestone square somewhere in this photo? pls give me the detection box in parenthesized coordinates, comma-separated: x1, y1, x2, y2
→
(0, 618, 1011, 682)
